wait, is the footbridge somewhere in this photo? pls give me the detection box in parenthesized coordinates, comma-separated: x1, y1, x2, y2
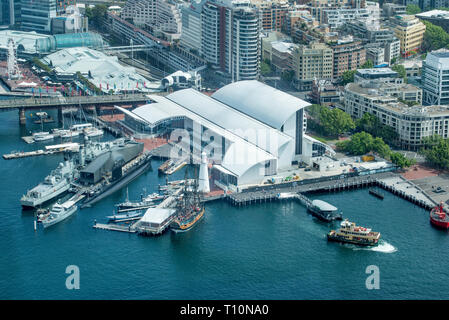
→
(0, 93, 166, 124)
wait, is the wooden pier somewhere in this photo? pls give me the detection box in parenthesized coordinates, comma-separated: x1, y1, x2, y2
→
(93, 222, 137, 233)
(225, 171, 435, 211)
(227, 174, 381, 206)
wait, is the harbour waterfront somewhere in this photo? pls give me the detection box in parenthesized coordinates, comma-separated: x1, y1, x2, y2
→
(1, 108, 449, 299)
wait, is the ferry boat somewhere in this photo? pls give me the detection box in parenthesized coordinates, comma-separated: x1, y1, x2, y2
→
(430, 202, 449, 229)
(41, 200, 77, 228)
(327, 219, 381, 246)
(170, 170, 205, 233)
(308, 199, 343, 222)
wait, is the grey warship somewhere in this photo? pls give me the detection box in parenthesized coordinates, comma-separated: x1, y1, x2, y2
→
(79, 140, 151, 208)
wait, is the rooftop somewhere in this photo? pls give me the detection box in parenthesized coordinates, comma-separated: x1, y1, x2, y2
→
(271, 41, 298, 54)
(0, 30, 51, 54)
(42, 47, 159, 93)
(356, 68, 397, 76)
(140, 208, 176, 224)
(416, 10, 449, 19)
(212, 80, 310, 130)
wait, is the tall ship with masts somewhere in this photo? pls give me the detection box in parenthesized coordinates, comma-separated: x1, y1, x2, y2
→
(170, 167, 205, 233)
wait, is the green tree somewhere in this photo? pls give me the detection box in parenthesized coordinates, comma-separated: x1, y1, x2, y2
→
(422, 20, 449, 52)
(281, 70, 294, 82)
(372, 137, 391, 158)
(307, 104, 325, 119)
(86, 4, 108, 28)
(361, 59, 374, 69)
(340, 70, 356, 85)
(406, 4, 421, 15)
(355, 113, 399, 144)
(420, 135, 449, 169)
(336, 131, 392, 158)
(260, 61, 272, 76)
(390, 152, 416, 168)
(318, 108, 355, 137)
(336, 131, 374, 155)
(391, 64, 407, 82)
(307, 105, 355, 137)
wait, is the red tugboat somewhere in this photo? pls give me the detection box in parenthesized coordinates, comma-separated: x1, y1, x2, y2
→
(430, 202, 449, 229)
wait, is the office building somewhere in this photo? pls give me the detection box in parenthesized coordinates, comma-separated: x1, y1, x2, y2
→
(422, 49, 449, 105)
(392, 15, 426, 58)
(291, 42, 333, 91)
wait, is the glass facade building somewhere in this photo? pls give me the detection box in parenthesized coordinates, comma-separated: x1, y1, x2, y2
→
(20, 0, 56, 32)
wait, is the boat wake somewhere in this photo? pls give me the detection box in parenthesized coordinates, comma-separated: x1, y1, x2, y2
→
(351, 240, 397, 253)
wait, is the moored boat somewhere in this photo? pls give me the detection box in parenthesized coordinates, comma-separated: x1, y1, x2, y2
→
(33, 132, 54, 141)
(21, 160, 78, 209)
(84, 127, 104, 138)
(107, 211, 144, 221)
(327, 219, 381, 246)
(369, 188, 384, 199)
(170, 169, 205, 233)
(308, 199, 342, 222)
(430, 202, 449, 229)
(42, 200, 77, 228)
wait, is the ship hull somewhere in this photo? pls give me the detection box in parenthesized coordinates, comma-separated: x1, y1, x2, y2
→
(429, 208, 449, 229)
(327, 234, 378, 246)
(21, 184, 71, 209)
(308, 207, 342, 222)
(80, 156, 151, 208)
(430, 217, 449, 229)
(170, 208, 205, 233)
(42, 206, 77, 228)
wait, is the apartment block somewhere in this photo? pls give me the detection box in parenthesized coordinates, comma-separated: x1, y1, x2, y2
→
(392, 15, 426, 58)
(291, 42, 333, 91)
(422, 50, 449, 105)
(331, 40, 366, 79)
(344, 82, 446, 150)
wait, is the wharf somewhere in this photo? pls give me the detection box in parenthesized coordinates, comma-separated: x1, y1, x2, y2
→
(93, 222, 137, 233)
(3, 149, 52, 159)
(227, 171, 436, 211)
(4, 142, 80, 159)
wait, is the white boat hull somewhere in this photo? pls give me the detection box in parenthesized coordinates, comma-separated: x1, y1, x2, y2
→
(21, 183, 71, 208)
(42, 205, 77, 228)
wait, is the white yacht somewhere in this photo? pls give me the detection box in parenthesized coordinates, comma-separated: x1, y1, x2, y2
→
(83, 127, 104, 138)
(33, 132, 54, 142)
(42, 200, 77, 228)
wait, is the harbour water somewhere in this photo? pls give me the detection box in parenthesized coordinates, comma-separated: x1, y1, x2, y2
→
(1, 107, 448, 299)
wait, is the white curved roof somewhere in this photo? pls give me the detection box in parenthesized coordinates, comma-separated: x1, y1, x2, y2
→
(128, 95, 276, 177)
(212, 80, 310, 129)
(166, 88, 291, 151)
(311, 200, 337, 212)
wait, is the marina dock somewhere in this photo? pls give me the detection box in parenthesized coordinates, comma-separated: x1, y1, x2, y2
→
(93, 223, 137, 233)
(3, 142, 80, 160)
(226, 171, 436, 211)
